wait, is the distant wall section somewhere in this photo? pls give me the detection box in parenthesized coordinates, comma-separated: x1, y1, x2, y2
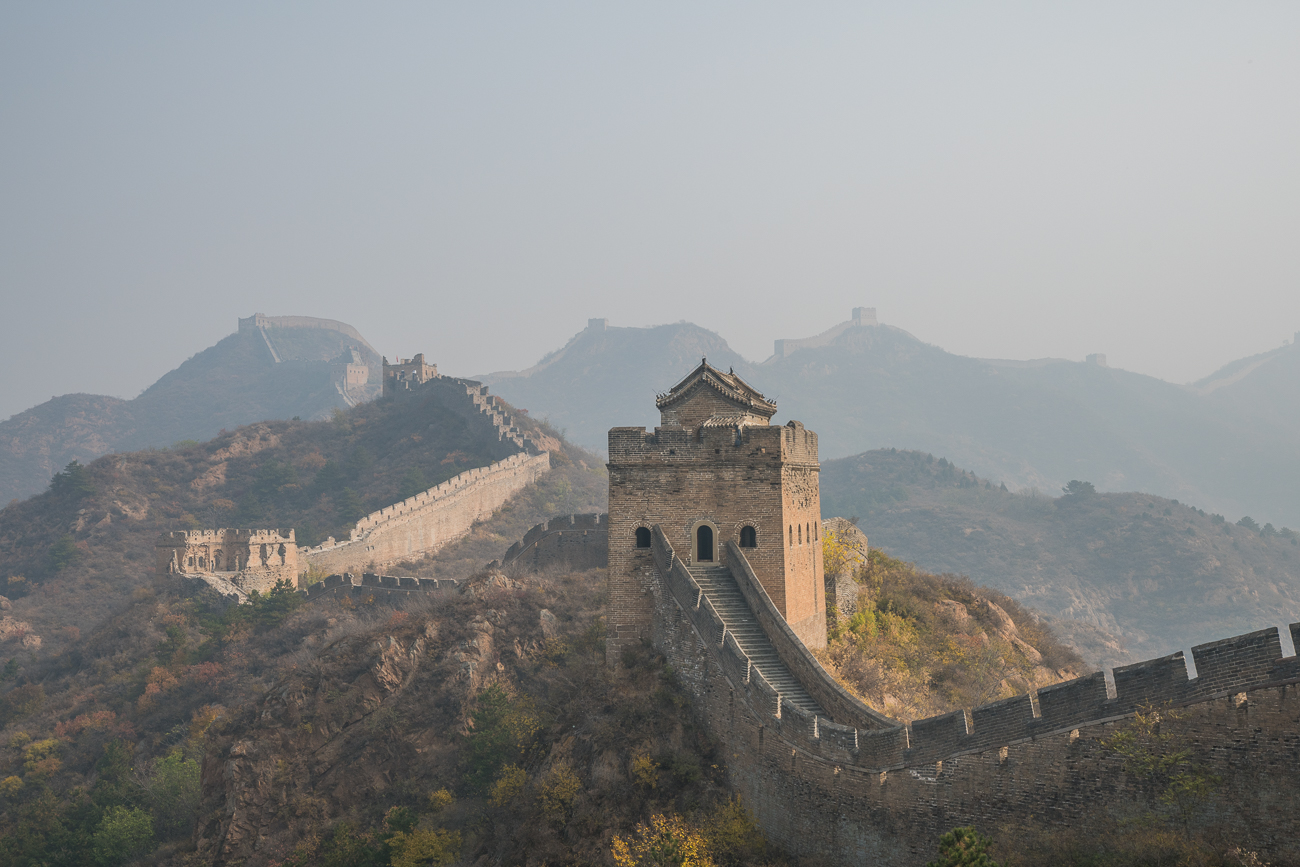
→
(302, 452, 550, 572)
(238, 313, 374, 351)
(771, 307, 877, 360)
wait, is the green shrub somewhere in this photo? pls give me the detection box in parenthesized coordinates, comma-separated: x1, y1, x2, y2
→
(926, 826, 999, 867)
(48, 534, 81, 573)
(92, 806, 154, 866)
(49, 461, 96, 500)
(144, 750, 201, 839)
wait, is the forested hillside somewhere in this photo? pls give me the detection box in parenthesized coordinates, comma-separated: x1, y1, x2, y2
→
(0, 396, 611, 864)
(822, 448, 1300, 660)
(0, 391, 604, 654)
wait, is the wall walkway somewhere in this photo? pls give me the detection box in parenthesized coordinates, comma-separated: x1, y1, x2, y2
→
(646, 526, 1300, 864)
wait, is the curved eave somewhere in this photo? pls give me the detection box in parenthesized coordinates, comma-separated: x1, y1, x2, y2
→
(655, 373, 777, 417)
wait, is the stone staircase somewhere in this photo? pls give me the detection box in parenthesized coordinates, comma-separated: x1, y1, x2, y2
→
(689, 564, 825, 717)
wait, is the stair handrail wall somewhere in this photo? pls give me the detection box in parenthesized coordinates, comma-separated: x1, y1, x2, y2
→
(650, 525, 749, 689)
(650, 526, 906, 768)
(652, 530, 1300, 773)
(724, 540, 897, 730)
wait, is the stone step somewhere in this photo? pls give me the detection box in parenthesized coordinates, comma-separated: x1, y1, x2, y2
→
(687, 563, 825, 717)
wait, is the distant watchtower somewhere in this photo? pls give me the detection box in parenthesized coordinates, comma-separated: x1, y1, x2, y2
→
(607, 361, 826, 657)
(383, 354, 438, 397)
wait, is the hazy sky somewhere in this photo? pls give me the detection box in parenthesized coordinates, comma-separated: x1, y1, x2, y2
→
(3, 3, 1298, 422)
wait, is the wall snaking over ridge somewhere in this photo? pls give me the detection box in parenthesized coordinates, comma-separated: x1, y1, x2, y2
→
(301, 452, 550, 573)
(645, 525, 1300, 864)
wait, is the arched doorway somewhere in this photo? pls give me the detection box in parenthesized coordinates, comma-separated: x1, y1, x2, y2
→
(696, 524, 714, 562)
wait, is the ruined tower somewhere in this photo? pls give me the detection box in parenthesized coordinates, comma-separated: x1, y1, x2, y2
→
(607, 360, 826, 656)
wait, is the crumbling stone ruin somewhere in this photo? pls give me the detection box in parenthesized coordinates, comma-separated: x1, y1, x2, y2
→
(381, 353, 439, 395)
(610, 363, 1300, 864)
(155, 528, 299, 597)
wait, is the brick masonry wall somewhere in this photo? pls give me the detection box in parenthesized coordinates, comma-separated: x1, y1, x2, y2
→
(301, 452, 550, 573)
(607, 422, 826, 658)
(650, 549, 1300, 864)
(490, 513, 609, 574)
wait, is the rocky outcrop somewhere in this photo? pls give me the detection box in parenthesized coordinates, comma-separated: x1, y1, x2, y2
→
(195, 602, 510, 865)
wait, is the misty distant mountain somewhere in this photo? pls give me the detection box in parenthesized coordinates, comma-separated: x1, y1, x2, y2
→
(1194, 335, 1300, 430)
(479, 318, 753, 441)
(821, 448, 1300, 662)
(0, 316, 381, 504)
(480, 312, 1300, 527)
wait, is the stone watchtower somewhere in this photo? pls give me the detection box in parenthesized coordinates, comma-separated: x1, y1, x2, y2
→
(607, 360, 826, 657)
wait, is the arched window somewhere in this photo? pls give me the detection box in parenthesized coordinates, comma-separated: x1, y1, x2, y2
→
(696, 524, 714, 561)
(739, 526, 757, 548)
(635, 527, 651, 548)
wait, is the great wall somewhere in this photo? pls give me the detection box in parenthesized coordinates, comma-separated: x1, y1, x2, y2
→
(298, 451, 550, 574)
(237, 313, 381, 406)
(649, 529, 1300, 863)
(161, 355, 551, 592)
(296, 356, 551, 573)
(160, 352, 1300, 862)
(601, 360, 1300, 864)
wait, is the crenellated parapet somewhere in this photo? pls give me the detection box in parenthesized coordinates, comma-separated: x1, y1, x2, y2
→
(382, 356, 544, 456)
(647, 512, 1300, 861)
(302, 452, 550, 573)
(300, 571, 465, 604)
(608, 363, 1300, 862)
(651, 531, 1300, 860)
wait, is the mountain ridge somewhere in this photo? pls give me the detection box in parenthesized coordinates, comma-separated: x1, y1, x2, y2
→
(0, 317, 381, 504)
(821, 447, 1300, 662)
(481, 312, 1300, 526)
